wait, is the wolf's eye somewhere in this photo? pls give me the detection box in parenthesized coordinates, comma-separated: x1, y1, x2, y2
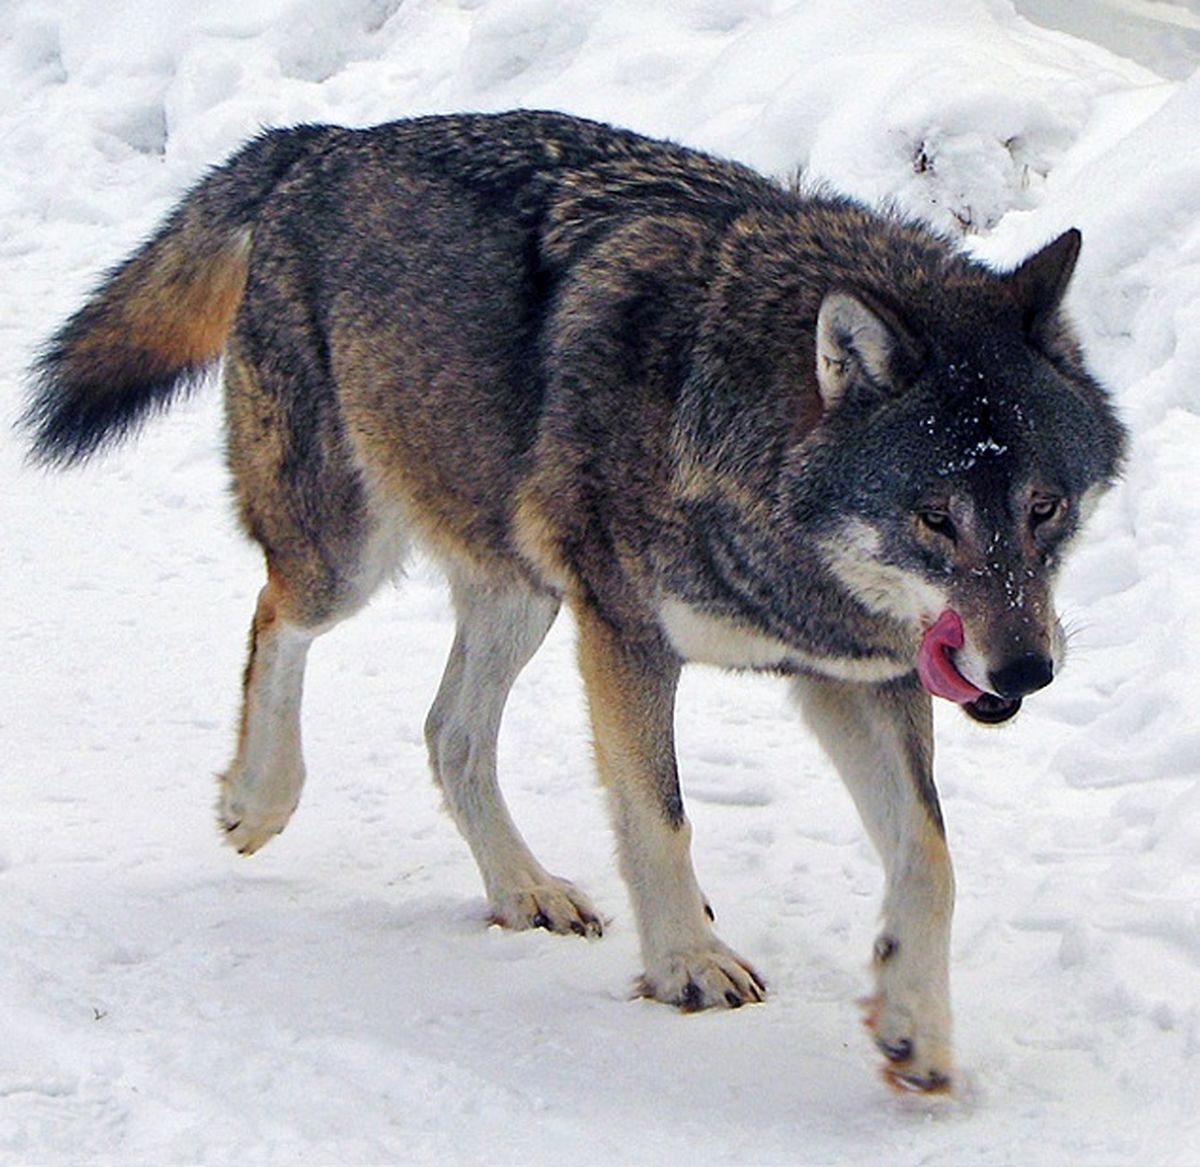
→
(917, 509, 955, 540)
(1029, 496, 1065, 529)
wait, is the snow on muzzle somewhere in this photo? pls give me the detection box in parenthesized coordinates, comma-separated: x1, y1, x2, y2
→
(917, 609, 1022, 725)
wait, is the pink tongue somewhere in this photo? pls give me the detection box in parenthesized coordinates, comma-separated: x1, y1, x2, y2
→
(918, 610, 985, 704)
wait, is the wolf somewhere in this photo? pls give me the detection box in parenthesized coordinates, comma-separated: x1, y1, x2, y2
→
(23, 109, 1125, 1092)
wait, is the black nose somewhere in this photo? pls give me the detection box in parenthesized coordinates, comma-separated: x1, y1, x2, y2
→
(988, 652, 1054, 699)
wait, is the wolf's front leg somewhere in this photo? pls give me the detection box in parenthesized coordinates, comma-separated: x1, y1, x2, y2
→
(576, 605, 765, 1010)
(794, 673, 954, 1092)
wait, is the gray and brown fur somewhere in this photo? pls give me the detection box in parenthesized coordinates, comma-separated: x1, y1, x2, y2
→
(24, 110, 1125, 1093)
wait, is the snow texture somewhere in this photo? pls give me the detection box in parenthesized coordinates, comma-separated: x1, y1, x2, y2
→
(2, 2, 1198, 1164)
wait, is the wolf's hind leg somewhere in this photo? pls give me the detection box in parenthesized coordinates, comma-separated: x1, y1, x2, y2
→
(218, 322, 395, 853)
(426, 577, 603, 937)
(219, 528, 399, 855)
(219, 573, 317, 854)
(793, 673, 955, 1093)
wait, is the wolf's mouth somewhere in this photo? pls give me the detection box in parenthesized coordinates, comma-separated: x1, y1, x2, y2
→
(960, 691, 1022, 723)
(917, 610, 1021, 724)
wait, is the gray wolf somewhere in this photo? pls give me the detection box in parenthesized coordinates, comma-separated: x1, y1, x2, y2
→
(23, 109, 1125, 1092)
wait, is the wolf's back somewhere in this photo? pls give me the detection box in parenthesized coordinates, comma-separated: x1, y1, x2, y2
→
(22, 124, 336, 466)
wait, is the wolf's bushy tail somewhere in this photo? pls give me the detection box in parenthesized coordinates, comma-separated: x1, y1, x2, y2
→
(23, 124, 336, 466)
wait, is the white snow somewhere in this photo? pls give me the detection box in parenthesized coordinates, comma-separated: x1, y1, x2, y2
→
(2, 1, 1198, 1164)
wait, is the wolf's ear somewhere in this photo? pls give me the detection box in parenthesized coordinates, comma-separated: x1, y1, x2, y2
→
(1008, 228, 1081, 341)
(815, 291, 922, 410)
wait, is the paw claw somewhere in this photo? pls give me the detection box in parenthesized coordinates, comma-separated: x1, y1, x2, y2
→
(217, 802, 295, 855)
(489, 879, 604, 938)
(879, 1037, 914, 1064)
(640, 942, 766, 1011)
(883, 1065, 954, 1095)
(861, 991, 952, 1093)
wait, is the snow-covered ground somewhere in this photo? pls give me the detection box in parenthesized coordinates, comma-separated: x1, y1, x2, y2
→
(2, 2, 1198, 1164)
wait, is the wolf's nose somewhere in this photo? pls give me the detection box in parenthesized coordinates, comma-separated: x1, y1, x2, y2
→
(988, 652, 1054, 699)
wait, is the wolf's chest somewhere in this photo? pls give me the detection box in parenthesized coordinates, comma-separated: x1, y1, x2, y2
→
(657, 599, 911, 682)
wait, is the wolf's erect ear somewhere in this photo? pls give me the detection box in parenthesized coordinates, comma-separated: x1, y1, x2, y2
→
(1008, 228, 1081, 340)
(815, 291, 922, 410)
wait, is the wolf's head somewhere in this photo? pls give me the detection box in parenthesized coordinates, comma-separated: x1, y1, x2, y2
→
(805, 230, 1125, 722)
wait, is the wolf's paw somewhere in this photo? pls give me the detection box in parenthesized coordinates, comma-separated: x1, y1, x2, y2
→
(860, 992, 954, 1094)
(488, 879, 605, 938)
(639, 941, 766, 1011)
(217, 786, 296, 856)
